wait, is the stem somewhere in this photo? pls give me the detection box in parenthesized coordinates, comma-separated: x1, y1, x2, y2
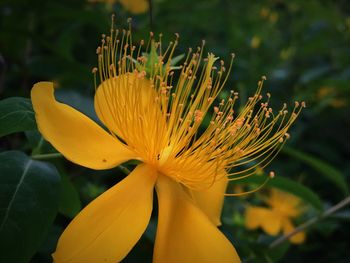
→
(118, 165, 131, 175)
(269, 195, 350, 248)
(31, 153, 62, 160)
(31, 136, 44, 156)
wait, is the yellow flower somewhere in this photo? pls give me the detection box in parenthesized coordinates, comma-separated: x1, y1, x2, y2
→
(250, 36, 261, 49)
(31, 21, 304, 263)
(245, 189, 306, 244)
(316, 86, 348, 108)
(119, 0, 149, 14)
(88, 0, 149, 14)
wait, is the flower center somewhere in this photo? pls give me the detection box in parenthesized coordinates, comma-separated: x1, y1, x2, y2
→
(92, 20, 305, 192)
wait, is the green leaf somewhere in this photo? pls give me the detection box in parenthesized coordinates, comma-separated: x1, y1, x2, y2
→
(170, 53, 185, 66)
(282, 147, 349, 195)
(145, 41, 159, 76)
(59, 173, 81, 218)
(0, 97, 36, 137)
(233, 175, 324, 211)
(0, 151, 61, 263)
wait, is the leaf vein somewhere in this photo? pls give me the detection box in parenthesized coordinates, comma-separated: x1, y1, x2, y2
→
(0, 159, 33, 233)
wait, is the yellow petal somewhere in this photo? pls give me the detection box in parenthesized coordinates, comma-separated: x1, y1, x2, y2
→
(31, 82, 136, 170)
(94, 73, 155, 135)
(267, 189, 302, 217)
(52, 164, 157, 263)
(282, 218, 306, 244)
(245, 206, 267, 230)
(154, 175, 241, 263)
(94, 73, 166, 153)
(190, 174, 228, 226)
(245, 206, 282, 236)
(260, 209, 283, 236)
(119, 0, 149, 14)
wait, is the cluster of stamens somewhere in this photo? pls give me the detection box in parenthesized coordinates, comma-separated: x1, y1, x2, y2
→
(92, 17, 305, 193)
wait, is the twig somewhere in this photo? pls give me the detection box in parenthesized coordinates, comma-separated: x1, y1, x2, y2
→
(269, 195, 350, 248)
(31, 153, 63, 160)
(118, 165, 131, 175)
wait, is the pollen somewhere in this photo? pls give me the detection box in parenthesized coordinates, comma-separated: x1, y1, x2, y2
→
(92, 19, 304, 192)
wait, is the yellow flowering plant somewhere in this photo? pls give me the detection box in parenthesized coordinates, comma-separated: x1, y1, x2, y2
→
(88, 0, 149, 14)
(245, 188, 306, 244)
(30, 19, 304, 263)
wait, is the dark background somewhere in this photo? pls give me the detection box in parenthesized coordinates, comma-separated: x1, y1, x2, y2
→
(1, 0, 350, 262)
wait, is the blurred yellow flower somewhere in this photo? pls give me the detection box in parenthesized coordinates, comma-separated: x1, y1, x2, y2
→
(330, 98, 347, 108)
(269, 12, 279, 23)
(251, 36, 261, 49)
(119, 0, 149, 14)
(245, 189, 306, 244)
(89, 0, 149, 14)
(260, 7, 270, 18)
(31, 20, 304, 263)
(316, 86, 347, 108)
(317, 86, 334, 98)
(280, 47, 294, 60)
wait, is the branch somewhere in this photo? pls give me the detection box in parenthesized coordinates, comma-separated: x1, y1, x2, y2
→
(269, 195, 350, 248)
(31, 153, 62, 160)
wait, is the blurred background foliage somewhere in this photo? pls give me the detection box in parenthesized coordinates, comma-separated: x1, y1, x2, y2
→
(0, 0, 350, 262)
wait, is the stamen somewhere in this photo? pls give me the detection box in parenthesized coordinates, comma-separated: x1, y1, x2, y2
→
(92, 17, 304, 192)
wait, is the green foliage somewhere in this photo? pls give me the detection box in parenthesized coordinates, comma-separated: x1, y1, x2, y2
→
(58, 172, 82, 218)
(0, 98, 36, 137)
(0, 151, 60, 263)
(0, 0, 349, 262)
(283, 147, 349, 195)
